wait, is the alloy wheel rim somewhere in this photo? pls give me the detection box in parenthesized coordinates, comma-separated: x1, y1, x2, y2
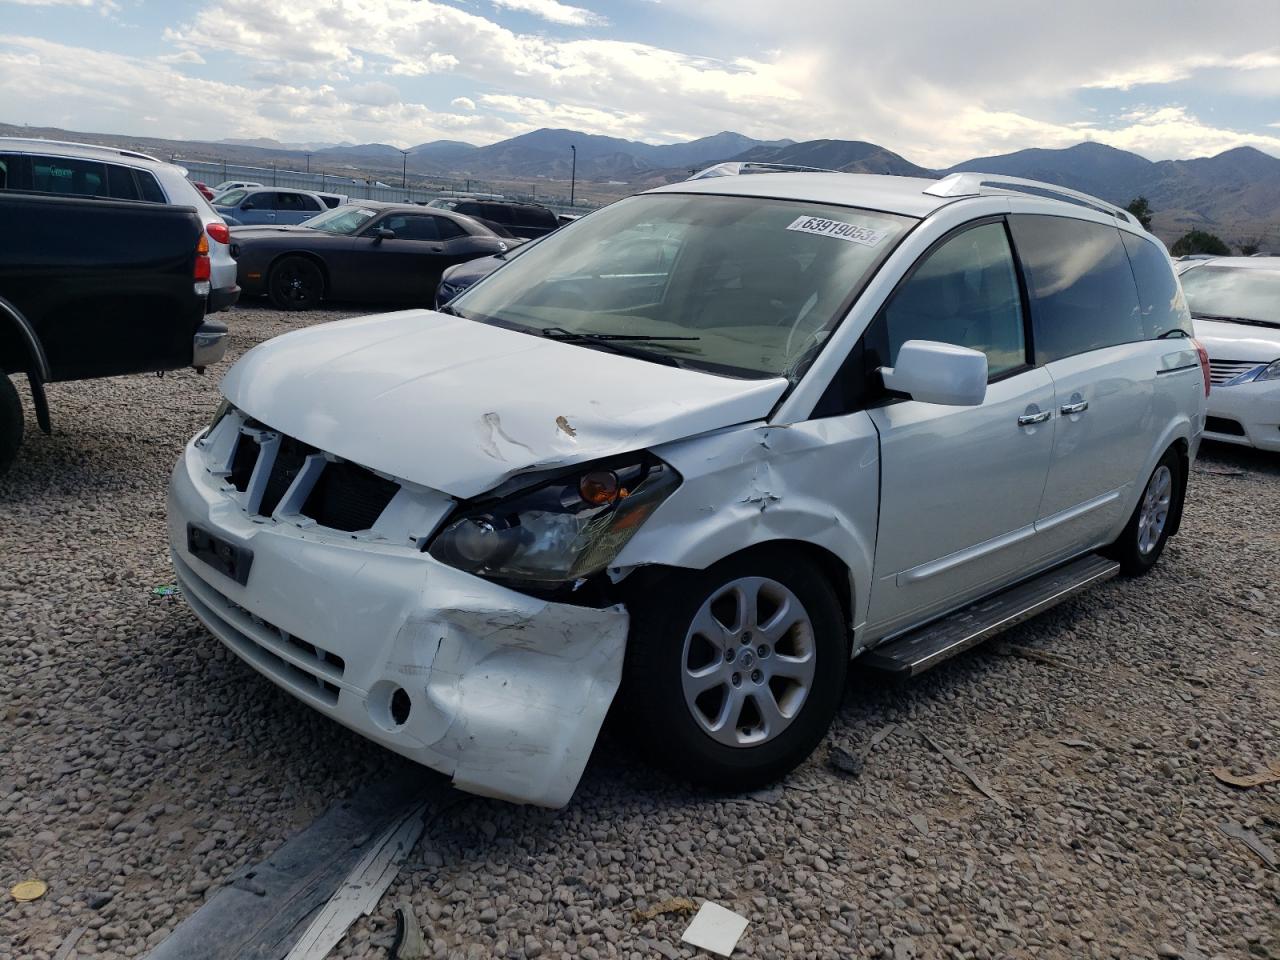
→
(680, 576, 816, 748)
(1137, 464, 1172, 555)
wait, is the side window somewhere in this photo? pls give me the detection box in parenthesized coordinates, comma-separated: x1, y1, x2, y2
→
(299, 194, 323, 212)
(434, 217, 466, 240)
(104, 164, 141, 201)
(30, 156, 108, 197)
(1121, 232, 1192, 339)
(136, 171, 166, 204)
(274, 192, 304, 211)
(867, 221, 1027, 380)
(1009, 215, 1143, 363)
(0, 157, 7, 190)
(0, 156, 30, 191)
(383, 215, 439, 241)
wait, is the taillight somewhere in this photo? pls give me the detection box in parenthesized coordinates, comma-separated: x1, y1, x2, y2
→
(1192, 338, 1211, 397)
(194, 233, 211, 283)
(206, 222, 230, 245)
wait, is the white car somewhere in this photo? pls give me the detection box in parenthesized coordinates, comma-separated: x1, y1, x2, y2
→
(1177, 256, 1280, 451)
(169, 171, 1207, 807)
(211, 180, 263, 196)
(0, 138, 239, 312)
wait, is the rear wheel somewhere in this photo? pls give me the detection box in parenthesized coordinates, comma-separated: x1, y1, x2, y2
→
(0, 370, 23, 476)
(267, 256, 324, 311)
(1107, 449, 1182, 576)
(620, 548, 847, 791)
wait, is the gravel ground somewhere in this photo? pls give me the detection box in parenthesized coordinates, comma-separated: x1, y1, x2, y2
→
(2, 304, 1277, 960)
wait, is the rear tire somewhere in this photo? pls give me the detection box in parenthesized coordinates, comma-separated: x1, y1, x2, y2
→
(267, 256, 324, 311)
(0, 370, 23, 477)
(619, 547, 847, 791)
(1106, 448, 1182, 576)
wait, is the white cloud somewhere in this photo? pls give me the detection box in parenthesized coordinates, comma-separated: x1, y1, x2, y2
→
(6, 0, 1280, 165)
(1, 0, 116, 8)
(158, 49, 205, 65)
(490, 0, 605, 28)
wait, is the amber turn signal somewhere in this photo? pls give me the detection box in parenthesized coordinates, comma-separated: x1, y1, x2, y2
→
(579, 470, 622, 505)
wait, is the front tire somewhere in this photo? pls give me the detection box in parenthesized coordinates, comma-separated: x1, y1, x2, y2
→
(267, 256, 324, 311)
(0, 370, 23, 476)
(620, 547, 847, 791)
(1107, 449, 1182, 576)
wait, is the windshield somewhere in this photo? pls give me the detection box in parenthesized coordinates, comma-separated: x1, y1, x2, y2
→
(305, 205, 381, 235)
(215, 189, 247, 207)
(449, 193, 914, 377)
(1181, 265, 1280, 327)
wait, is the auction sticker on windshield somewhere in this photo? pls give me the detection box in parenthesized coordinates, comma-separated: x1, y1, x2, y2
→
(786, 216, 887, 246)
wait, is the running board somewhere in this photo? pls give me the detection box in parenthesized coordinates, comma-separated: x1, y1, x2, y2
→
(861, 554, 1120, 676)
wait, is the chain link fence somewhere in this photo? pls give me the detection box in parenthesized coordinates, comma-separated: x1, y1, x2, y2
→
(178, 158, 592, 215)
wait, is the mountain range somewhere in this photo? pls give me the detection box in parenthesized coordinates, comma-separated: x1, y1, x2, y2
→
(3, 121, 1277, 246)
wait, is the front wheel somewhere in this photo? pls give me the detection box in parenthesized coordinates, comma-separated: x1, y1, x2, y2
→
(0, 370, 23, 477)
(267, 256, 324, 311)
(620, 548, 847, 791)
(1106, 449, 1182, 576)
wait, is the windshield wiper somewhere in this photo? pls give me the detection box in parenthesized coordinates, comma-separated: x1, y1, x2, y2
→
(1192, 313, 1279, 329)
(539, 327, 699, 367)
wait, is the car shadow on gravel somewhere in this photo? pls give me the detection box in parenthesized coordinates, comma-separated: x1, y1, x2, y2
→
(1196, 438, 1280, 477)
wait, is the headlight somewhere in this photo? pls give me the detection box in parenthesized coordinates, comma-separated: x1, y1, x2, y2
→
(1257, 359, 1280, 381)
(428, 454, 679, 584)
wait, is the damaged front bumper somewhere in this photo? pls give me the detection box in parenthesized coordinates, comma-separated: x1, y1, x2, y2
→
(167, 439, 629, 808)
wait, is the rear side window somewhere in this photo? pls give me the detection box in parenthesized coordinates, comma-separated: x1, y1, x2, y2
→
(137, 172, 166, 203)
(1121, 233, 1192, 339)
(30, 156, 107, 197)
(0, 157, 10, 189)
(434, 217, 467, 240)
(1010, 215, 1143, 363)
(867, 221, 1027, 380)
(104, 165, 141, 201)
(275, 192, 319, 212)
(513, 206, 555, 228)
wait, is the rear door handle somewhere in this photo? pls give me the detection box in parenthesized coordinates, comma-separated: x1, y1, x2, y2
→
(1060, 400, 1089, 415)
(1018, 410, 1052, 426)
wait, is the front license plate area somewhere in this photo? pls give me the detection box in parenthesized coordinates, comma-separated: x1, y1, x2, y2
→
(187, 524, 253, 585)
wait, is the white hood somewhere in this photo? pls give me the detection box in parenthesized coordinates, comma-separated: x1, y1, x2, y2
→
(220, 310, 788, 498)
(1194, 318, 1280, 364)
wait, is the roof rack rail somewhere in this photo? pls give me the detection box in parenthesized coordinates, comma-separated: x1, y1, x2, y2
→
(0, 136, 164, 165)
(924, 172, 1139, 226)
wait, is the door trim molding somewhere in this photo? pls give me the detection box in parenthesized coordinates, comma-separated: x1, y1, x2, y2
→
(897, 523, 1036, 586)
(1034, 488, 1122, 534)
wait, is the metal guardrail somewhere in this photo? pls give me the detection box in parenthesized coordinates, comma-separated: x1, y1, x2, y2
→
(179, 159, 593, 215)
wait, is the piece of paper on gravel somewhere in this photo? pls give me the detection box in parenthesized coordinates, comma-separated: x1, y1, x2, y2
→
(681, 901, 749, 957)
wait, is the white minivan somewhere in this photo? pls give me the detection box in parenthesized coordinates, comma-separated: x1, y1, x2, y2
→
(168, 172, 1208, 807)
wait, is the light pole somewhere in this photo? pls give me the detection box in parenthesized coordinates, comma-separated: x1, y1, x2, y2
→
(305, 152, 312, 173)
(569, 143, 576, 207)
(399, 149, 409, 191)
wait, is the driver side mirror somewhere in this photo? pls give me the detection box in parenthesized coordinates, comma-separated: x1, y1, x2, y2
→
(879, 340, 988, 406)
(372, 227, 396, 242)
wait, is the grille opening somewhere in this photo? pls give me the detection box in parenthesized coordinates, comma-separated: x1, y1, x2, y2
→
(1205, 416, 1246, 437)
(259, 436, 313, 518)
(229, 434, 259, 492)
(301, 460, 400, 532)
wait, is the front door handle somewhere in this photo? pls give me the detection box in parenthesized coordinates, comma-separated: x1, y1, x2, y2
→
(1060, 400, 1089, 415)
(1018, 410, 1052, 426)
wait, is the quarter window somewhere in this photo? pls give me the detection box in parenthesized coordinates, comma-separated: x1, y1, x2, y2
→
(1121, 233, 1192, 339)
(1009, 215, 1143, 363)
(868, 221, 1027, 380)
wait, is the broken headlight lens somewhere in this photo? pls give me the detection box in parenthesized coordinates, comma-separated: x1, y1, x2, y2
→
(428, 455, 680, 584)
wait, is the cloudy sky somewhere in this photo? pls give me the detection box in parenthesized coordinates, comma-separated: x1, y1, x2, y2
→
(2, 0, 1279, 165)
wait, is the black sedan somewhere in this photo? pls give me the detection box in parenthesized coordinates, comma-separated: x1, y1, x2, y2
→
(231, 202, 515, 310)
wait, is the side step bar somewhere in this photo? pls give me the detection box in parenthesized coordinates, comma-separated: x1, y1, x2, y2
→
(861, 553, 1120, 676)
